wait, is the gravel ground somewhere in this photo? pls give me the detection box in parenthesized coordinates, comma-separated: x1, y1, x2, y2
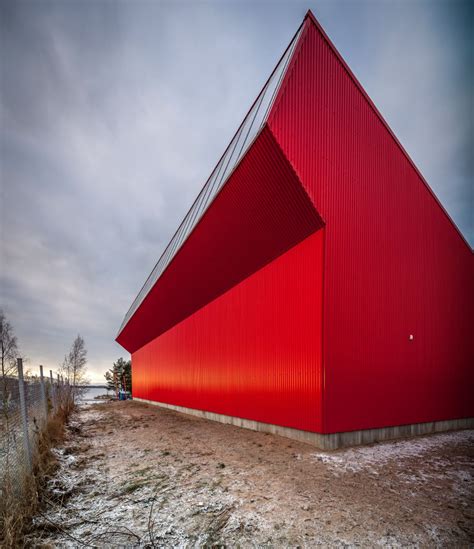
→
(30, 400, 473, 547)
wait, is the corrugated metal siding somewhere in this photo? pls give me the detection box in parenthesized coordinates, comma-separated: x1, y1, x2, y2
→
(268, 16, 474, 433)
(133, 229, 325, 433)
(117, 126, 323, 353)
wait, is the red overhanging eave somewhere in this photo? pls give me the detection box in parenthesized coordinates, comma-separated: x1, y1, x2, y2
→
(117, 125, 324, 354)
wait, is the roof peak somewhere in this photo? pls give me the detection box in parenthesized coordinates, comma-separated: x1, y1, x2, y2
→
(304, 9, 317, 23)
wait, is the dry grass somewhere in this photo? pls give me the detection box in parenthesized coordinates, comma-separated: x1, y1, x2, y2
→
(0, 394, 74, 548)
(30, 402, 474, 546)
(0, 469, 38, 548)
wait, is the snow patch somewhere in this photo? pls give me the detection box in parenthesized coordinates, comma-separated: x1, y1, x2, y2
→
(311, 430, 474, 474)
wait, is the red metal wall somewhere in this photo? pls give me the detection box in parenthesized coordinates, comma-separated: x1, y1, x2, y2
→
(268, 15, 474, 433)
(132, 229, 325, 433)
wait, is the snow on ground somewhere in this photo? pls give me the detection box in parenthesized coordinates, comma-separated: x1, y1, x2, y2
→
(29, 401, 474, 547)
(312, 431, 474, 494)
(313, 430, 473, 470)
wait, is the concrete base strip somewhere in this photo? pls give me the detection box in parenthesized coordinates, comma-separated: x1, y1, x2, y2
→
(134, 397, 474, 450)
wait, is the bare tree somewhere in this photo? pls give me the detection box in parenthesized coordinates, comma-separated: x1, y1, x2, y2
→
(0, 310, 19, 378)
(60, 334, 88, 390)
(59, 354, 72, 384)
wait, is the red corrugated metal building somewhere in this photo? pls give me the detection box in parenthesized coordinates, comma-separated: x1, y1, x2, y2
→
(117, 11, 473, 447)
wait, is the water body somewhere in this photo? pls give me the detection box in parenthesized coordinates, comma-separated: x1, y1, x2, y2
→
(78, 386, 112, 404)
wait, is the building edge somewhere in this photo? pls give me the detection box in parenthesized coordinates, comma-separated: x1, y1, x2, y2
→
(134, 397, 473, 451)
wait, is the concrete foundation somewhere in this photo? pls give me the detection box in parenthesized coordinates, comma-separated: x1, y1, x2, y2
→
(134, 398, 474, 450)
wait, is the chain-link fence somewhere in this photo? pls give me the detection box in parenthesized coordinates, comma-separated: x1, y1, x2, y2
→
(0, 359, 72, 496)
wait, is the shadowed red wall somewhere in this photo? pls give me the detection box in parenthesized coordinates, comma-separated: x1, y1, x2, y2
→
(117, 127, 323, 354)
(132, 229, 325, 433)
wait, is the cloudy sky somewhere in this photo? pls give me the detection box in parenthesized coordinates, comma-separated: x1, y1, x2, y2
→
(1, 0, 472, 383)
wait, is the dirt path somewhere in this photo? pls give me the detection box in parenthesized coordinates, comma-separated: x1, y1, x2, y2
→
(30, 401, 473, 546)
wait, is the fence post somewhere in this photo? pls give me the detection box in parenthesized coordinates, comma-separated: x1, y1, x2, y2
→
(17, 358, 33, 473)
(50, 369, 55, 412)
(65, 377, 70, 408)
(39, 364, 48, 424)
